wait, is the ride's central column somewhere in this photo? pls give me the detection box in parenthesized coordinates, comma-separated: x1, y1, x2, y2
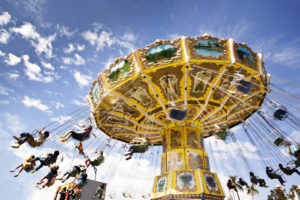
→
(151, 124, 225, 200)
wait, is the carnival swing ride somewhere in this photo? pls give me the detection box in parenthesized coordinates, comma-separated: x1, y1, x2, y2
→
(10, 34, 300, 200)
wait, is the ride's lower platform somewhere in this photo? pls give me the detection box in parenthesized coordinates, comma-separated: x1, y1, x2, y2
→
(151, 169, 224, 200)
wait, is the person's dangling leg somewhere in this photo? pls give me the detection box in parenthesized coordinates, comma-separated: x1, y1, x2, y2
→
(10, 164, 22, 172)
(85, 159, 90, 167)
(60, 131, 74, 142)
(14, 167, 24, 177)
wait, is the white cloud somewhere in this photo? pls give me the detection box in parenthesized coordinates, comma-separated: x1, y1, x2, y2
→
(82, 30, 115, 51)
(41, 61, 55, 70)
(55, 101, 64, 109)
(0, 11, 11, 26)
(0, 85, 10, 95)
(0, 100, 9, 104)
(10, 22, 56, 58)
(22, 96, 51, 113)
(3, 112, 28, 132)
(73, 70, 92, 88)
(63, 43, 75, 53)
(50, 115, 72, 125)
(0, 29, 10, 44)
(122, 32, 137, 42)
(56, 24, 77, 38)
(4, 53, 21, 66)
(0, 50, 5, 56)
(63, 53, 85, 66)
(77, 44, 85, 51)
(8, 72, 19, 80)
(72, 99, 87, 106)
(22, 54, 54, 82)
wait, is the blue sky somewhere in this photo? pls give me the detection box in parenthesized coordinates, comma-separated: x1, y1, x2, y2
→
(0, 0, 300, 199)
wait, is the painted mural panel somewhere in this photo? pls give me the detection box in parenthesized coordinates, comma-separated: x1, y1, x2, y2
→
(155, 175, 168, 193)
(234, 43, 258, 71)
(109, 60, 130, 82)
(129, 87, 154, 106)
(187, 150, 203, 169)
(92, 82, 101, 104)
(148, 65, 184, 103)
(146, 43, 177, 63)
(194, 39, 223, 57)
(167, 151, 184, 171)
(175, 170, 197, 192)
(160, 74, 179, 101)
(212, 74, 234, 100)
(203, 172, 222, 195)
(103, 54, 136, 88)
(154, 111, 171, 124)
(187, 36, 228, 61)
(116, 77, 157, 109)
(186, 127, 199, 149)
(189, 63, 223, 98)
(169, 127, 183, 150)
(186, 105, 198, 119)
(139, 39, 183, 70)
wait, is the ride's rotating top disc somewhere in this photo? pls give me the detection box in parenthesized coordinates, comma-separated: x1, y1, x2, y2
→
(87, 34, 269, 144)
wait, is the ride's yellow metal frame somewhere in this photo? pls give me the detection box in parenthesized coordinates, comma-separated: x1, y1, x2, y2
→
(151, 123, 225, 200)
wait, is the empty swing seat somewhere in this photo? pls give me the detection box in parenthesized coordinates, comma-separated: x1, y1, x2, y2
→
(273, 109, 287, 120)
(216, 130, 228, 140)
(170, 109, 187, 121)
(237, 80, 252, 94)
(273, 137, 284, 146)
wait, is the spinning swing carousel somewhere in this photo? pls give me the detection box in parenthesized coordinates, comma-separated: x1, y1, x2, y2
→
(86, 34, 270, 200)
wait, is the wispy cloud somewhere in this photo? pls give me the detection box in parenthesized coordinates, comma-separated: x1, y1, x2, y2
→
(4, 53, 21, 66)
(82, 30, 114, 51)
(63, 43, 75, 54)
(63, 53, 86, 66)
(56, 24, 77, 38)
(10, 22, 56, 58)
(0, 85, 13, 95)
(3, 112, 28, 132)
(0, 100, 9, 104)
(199, 20, 300, 69)
(82, 27, 137, 52)
(72, 99, 87, 106)
(73, 70, 92, 88)
(8, 72, 20, 80)
(55, 101, 64, 109)
(41, 61, 55, 70)
(13, 0, 47, 25)
(50, 115, 72, 124)
(22, 96, 51, 113)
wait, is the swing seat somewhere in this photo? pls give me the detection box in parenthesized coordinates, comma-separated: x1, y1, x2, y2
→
(273, 108, 287, 120)
(216, 131, 228, 140)
(273, 137, 284, 146)
(237, 80, 252, 94)
(294, 160, 300, 168)
(24, 165, 34, 172)
(169, 109, 187, 121)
